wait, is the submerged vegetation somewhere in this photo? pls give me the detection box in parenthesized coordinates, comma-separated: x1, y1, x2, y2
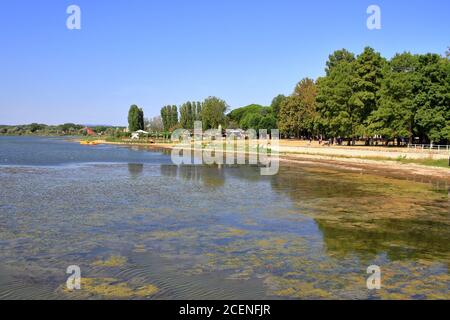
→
(64, 278, 159, 299)
(0, 130, 448, 300)
(92, 255, 127, 268)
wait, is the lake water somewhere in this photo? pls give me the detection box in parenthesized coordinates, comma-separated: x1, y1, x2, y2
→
(0, 136, 448, 299)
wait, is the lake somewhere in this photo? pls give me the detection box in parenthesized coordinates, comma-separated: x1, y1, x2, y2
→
(0, 136, 448, 299)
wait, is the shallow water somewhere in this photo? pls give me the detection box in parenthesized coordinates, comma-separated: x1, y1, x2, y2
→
(0, 136, 448, 299)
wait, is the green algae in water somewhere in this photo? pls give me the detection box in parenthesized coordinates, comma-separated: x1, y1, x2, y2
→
(63, 278, 159, 299)
(0, 137, 449, 299)
(92, 255, 127, 268)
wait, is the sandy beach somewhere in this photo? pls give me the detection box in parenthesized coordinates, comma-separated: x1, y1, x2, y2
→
(79, 139, 450, 181)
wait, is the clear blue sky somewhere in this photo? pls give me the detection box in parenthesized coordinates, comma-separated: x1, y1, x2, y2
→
(0, 0, 449, 125)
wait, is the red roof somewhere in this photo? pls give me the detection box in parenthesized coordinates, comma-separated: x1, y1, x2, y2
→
(84, 127, 96, 136)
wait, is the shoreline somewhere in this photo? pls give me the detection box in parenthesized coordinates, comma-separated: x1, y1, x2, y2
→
(80, 139, 450, 181)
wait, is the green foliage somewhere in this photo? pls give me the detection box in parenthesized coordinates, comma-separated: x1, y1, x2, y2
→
(228, 104, 265, 124)
(195, 102, 202, 121)
(0, 123, 125, 136)
(227, 104, 276, 130)
(160, 105, 180, 131)
(29, 123, 46, 132)
(128, 105, 144, 132)
(113, 130, 131, 138)
(240, 112, 263, 130)
(160, 105, 169, 130)
(162, 101, 203, 131)
(270, 95, 286, 119)
(367, 52, 450, 143)
(60, 123, 83, 132)
(317, 58, 357, 139)
(179, 101, 199, 129)
(351, 47, 387, 136)
(273, 46, 450, 144)
(171, 105, 178, 128)
(93, 126, 110, 133)
(414, 54, 450, 142)
(367, 53, 419, 141)
(279, 78, 317, 137)
(7, 47, 447, 144)
(200, 96, 228, 130)
(325, 49, 355, 76)
(258, 113, 277, 131)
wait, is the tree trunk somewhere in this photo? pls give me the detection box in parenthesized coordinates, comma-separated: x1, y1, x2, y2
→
(409, 118, 414, 144)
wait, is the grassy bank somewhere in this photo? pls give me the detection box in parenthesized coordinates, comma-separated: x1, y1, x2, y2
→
(394, 157, 449, 168)
(283, 150, 449, 169)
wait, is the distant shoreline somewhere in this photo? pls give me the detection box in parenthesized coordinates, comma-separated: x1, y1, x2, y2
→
(72, 138, 450, 181)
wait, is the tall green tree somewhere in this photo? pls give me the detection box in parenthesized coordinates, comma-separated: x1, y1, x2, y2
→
(160, 106, 169, 131)
(414, 54, 450, 143)
(368, 52, 420, 143)
(128, 105, 144, 132)
(278, 96, 302, 137)
(229, 104, 276, 130)
(278, 78, 317, 137)
(316, 51, 356, 140)
(161, 105, 177, 131)
(228, 104, 266, 125)
(178, 101, 195, 129)
(186, 102, 194, 128)
(350, 47, 386, 138)
(201, 97, 228, 129)
(171, 105, 178, 129)
(179, 103, 189, 129)
(325, 49, 355, 76)
(196, 102, 202, 121)
(270, 94, 286, 119)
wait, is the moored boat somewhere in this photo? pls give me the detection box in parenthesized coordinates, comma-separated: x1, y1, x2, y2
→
(80, 140, 100, 145)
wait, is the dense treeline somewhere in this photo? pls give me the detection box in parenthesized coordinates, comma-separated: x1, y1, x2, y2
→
(159, 98, 277, 132)
(0, 123, 124, 136)
(227, 104, 277, 130)
(276, 47, 450, 145)
(160, 97, 228, 131)
(3, 47, 448, 144)
(179, 101, 203, 129)
(160, 105, 180, 131)
(156, 47, 448, 145)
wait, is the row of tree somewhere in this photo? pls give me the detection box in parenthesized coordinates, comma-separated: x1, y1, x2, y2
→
(159, 97, 228, 131)
(160, 105, 179, 131)
(0, 123, 124, 136)
(276, 47, 450, 144)
(179, 101, 203, 129)
(136, 46, 449, 144)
